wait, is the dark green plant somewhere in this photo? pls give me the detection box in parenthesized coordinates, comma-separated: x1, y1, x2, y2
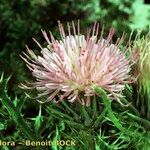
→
(0, 74, 150, 149)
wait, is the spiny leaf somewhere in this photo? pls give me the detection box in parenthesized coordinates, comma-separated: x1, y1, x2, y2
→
(93, 107, 107, 128)
(34, 105, 43, 138)
(81, 106, 92, 126)
(0, 122, 6, 131)
(92, 85, 123, 130)
(92, 95, 97, 118)
(61, 101, 79, 121)
(0, 74, 36, 140)
(16, 96, 27, 113)
(47, 107, 74, 121)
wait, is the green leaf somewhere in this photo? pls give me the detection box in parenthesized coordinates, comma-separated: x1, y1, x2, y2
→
(92, 95, 97, 118)
(61, 101, 79, 121)
(93, 107, 107, 128)
(81, 106, 92, 126)
(0, 122, 6, 130)
(47, 107, 74, 121)
(65, 120, 85, 130)
(0, 74, 36, 140)
(16, 96, 26, 113)
(92, 85, 123, 130)
(51, 126, 61, 150)
(34, 105, 43, 138)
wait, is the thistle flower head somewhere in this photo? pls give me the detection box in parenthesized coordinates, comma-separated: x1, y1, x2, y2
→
(133, 31, 150, 94)
(21, 21, 132, 106)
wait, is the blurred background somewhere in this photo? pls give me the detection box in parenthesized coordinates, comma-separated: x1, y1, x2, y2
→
(0, 0, 150, 95)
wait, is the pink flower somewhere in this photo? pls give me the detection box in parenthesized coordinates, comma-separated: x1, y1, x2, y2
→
(20, 21, 131, 106)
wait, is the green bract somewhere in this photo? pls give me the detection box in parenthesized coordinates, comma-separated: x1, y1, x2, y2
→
(134, 31, 150, 94)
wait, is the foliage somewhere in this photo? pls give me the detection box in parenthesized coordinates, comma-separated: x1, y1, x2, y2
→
(1, 0, 149, 94)
(0, 74, 150, 149)
(0, 0, 150, 149)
